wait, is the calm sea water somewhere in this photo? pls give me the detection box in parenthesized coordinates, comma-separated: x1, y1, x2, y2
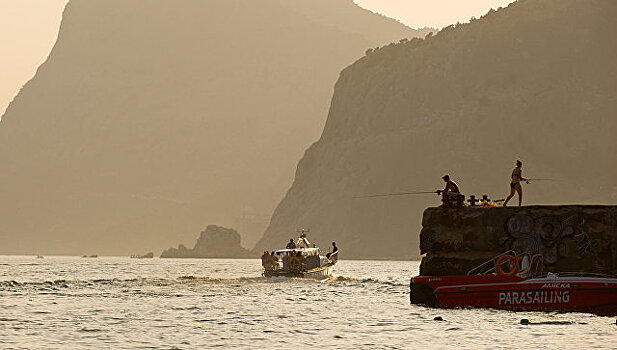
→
(0, 256, 615, 349)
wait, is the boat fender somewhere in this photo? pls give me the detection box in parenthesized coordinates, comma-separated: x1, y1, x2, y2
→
(496, 255, 518, 276)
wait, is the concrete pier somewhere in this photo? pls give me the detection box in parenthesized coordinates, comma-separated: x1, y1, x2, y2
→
(419, 205, 617, 276)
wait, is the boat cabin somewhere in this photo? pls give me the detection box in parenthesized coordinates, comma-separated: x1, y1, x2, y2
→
(275, 248, 324, 270)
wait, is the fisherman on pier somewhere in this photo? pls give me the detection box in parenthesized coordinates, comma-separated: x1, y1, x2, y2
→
(503, 160, 528, 207)
(437, 175, 460, 199)
(437, 175, 464, 208)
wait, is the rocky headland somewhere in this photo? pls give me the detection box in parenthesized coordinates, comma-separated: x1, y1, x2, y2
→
(161, 225, 252, 258)
(255, 0, 617, 259)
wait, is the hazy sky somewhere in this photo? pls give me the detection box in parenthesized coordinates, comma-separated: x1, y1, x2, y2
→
(0, 0, 67, 117)
(0, 0, 515, 117)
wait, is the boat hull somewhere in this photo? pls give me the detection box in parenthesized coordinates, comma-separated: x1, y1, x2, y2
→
(264, 264, 335, 280)
(411, 275, 617, 316)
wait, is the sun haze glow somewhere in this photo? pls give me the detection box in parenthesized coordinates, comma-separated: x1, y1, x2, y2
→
(354, 0, 516, 28)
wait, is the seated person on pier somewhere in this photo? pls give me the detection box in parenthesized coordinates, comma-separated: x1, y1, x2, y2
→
(437, 175, 460, 199)
(437, 175, 464, 208)
(296, 233, 311, 249)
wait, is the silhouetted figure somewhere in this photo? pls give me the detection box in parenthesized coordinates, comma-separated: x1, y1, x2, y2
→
(270, 251, 278, 265)
(327, 242, 338, 258)
(503, 160, 528, 207)
(437, 175, 464, 208)
(436, 174, 459, 199)
(261, 251, 269, 267)
(286, 238, 296, 249)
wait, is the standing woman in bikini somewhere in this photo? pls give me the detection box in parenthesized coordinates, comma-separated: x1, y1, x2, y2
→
(503, 160, 527, 207)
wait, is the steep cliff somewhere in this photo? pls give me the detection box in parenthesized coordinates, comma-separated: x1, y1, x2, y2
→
(160, 225, 251, 258)
(0, 0, 426, 255)
(255, 0, 617, 259)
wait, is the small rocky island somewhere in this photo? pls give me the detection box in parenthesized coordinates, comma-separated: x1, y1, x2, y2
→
(160, 225, 252, 258)
(419, 205, 617, 276)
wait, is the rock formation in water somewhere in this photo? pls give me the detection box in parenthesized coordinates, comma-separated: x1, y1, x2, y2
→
(255, 0, 617, 259)
(0, 0, 428, 255)
(419, 205, 617, 275)
(161, 225, 251, 258)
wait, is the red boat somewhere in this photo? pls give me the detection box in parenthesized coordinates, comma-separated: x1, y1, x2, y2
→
(411, 252, 617, 316)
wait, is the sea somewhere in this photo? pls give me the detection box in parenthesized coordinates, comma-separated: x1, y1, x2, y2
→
(0, 256, 615, 349)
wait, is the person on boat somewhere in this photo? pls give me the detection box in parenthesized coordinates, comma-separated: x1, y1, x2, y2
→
(327, 242, 338, 259)
(270, 251, 278, 265)
(503, 160, 528, 207)
(286, 238, 296, 249)
(436, 175, 460, 200)
(261, 251, 269, 267)
(296, 233, 311, 248)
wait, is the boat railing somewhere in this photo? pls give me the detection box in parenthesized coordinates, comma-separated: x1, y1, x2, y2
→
(525, 254, 544, 278)
(262, 256, 283, 273)
(263, 248, 337, 274)
(537, 271, 617, 279)
(468, 251, 546, 277)
(327, 251, 338, 264)
(467, 250, 518, 275)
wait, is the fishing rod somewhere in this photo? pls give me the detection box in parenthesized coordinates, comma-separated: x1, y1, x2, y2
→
(523, 178, 559, 184)
(355, 191, 438, 199)
(526, 178, 559, 181)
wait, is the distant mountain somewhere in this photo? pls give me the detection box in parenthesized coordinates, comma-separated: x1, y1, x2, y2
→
(255, 0, 617, 259)
(0, 0, 428, 255)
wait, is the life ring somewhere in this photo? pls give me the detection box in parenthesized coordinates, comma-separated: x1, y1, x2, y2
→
(496, 255, 518, 276)
(264, 256, 278, 271)
(288, 255, 303, 273)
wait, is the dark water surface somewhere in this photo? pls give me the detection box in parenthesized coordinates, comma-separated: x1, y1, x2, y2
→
(0, 257, 615, 349)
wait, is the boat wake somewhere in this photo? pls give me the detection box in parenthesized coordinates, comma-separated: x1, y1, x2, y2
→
(0, 274, 407, 292)
(0, 275, 330, 291)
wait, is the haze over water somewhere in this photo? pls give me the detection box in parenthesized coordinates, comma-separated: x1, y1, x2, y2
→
(1, 257, 614, 349)
(0, 1, 614, 348)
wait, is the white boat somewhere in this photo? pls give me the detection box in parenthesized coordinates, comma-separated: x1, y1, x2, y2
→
(262, 247, 337, 279)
